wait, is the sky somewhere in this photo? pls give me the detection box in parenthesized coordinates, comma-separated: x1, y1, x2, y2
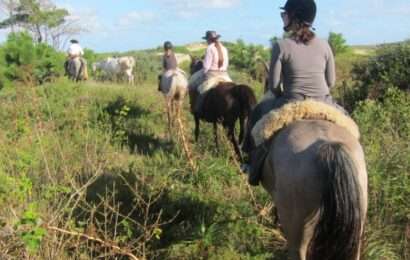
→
(1, 0, 410, 52)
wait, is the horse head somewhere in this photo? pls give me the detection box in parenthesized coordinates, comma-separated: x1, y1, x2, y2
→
(190, 56, 204, 75)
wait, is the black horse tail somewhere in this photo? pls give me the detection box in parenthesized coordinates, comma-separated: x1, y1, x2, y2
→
(232, 84, 257, 117)
(308, 142, 364, 260)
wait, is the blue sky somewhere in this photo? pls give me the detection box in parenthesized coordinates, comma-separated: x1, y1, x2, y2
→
(2, 0, 410, 52)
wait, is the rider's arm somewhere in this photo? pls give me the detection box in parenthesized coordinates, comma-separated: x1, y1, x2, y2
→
(268, 42, 283, 95)
(325, 43, 336, 88)
(203, 45, 213, 74)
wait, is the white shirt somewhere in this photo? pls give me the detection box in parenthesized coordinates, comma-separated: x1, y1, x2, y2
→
(203, 42, 229, 73)
(68, 43, 84, 56)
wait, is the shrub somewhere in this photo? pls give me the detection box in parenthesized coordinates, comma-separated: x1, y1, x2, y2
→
(352, 41, 410, 100)
(328, 32, 350, 56)
(0, 32, 65, 86)
(227, 39, 270, 82)
(353, 88, 410, 258)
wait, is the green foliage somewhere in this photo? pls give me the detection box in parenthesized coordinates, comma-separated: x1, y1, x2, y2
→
(227, 39, 270, 82)
(352, 41, 410, 100)
(83, 48, 97, 75)
(0, 40, 408, 258)
(353, 88, 410, 258)
(0, 0, 69, 43)
(15, 203, 47, 253)
(328, 32, 350, 56)
(0, 32, 64, 86)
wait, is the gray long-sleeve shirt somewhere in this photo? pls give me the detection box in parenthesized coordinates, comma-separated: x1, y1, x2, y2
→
(163, 53, 178, 71)
(268, 37, 336, 98)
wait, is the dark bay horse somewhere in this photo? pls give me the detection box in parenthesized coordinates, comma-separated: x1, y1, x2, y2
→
(189, 58, 256, 160)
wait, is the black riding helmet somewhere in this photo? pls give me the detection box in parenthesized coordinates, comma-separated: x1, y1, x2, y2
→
(281, 0, 317, 26)
(164, 41, 173, 50)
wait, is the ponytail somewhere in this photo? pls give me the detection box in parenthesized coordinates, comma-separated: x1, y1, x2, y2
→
(214, 40, 224, 68)
(291, 23, 315, 44)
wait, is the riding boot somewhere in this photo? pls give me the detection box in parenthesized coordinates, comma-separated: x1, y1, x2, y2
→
(248, 143, 269, 186)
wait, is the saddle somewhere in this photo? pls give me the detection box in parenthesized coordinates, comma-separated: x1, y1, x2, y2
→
(197, 74, 232, 95)
(247, 100, 360, 186)
(251, 99, 360, 147)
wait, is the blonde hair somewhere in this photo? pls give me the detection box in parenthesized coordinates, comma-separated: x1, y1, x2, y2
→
(211, 39, 224, 68)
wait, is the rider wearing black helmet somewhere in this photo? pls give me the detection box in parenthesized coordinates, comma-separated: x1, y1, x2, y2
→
(162, 41, 177, 72)
(242, 0, 345, 186)
(158, 41, 181, 93)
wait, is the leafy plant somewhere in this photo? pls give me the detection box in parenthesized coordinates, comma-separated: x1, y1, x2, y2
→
(328, 32, 350, 56)
(15, 204, 47, 253)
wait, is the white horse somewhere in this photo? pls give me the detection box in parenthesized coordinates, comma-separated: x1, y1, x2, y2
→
(158, 69, 188, 134)
(92, 56, 135, 85)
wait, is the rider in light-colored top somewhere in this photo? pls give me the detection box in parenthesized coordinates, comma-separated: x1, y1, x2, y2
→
(203, 38, 229, 74)
(67, 40, 84, 58)
(189, 31, 232, 114)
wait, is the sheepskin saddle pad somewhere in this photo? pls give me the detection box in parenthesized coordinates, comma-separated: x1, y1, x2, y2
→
(251, 99, 360, 147)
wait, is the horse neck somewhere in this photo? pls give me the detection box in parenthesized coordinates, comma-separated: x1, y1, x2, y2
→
(191, 60, 203, 75)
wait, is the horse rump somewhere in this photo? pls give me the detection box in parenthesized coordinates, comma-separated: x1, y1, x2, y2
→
(308, 142, 364, 260)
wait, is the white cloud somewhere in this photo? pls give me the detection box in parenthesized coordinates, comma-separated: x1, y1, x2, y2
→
(117, 11, 156, 27)
(155, 0, 240, 18)
(157, 0, 239, 9)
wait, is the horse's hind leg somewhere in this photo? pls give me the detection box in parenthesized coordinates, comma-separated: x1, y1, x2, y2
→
(213, 122, 219, 152)
(166, 99, 172, 139)
(239, 114, 245, 144)
(194, 115, 200, 142)
(226, 125, 243, 162)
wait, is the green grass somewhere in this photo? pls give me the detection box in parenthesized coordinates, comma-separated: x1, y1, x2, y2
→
(0, 72, 408, 259)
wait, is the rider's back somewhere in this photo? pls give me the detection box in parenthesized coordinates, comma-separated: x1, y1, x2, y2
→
(272, 37, 335, 98)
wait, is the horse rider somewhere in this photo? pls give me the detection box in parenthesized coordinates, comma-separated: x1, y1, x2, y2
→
(189, 30, 231, 115)
(158, 41, 178, 92)
(242, 0, 346, 185)
(65, 39, 88, 80)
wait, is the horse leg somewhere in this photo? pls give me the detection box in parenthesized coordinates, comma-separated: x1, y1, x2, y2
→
(166, 99, 172, 138)
(226, 124, 243, 162)
(194, 115, 200, 142)
(239, 114, 245, 144)
(171, 100, 177, 128)
(214, 122, 219, 152)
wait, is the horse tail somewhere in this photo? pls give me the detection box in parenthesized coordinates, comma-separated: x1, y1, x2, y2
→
(308, 142, 363, 260)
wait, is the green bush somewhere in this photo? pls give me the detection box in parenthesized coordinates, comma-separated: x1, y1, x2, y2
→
(328, 32, 350, 56)
(83, 48, 97, 75)
(353, 88, 410, 258)
(0, 32, 65, 86)
(352, 41, 410, 100)
(227, 40, 270, 82)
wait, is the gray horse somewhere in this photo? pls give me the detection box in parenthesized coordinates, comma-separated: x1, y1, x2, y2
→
(65, 57, 86, 82)
(259, 118, 368, 260)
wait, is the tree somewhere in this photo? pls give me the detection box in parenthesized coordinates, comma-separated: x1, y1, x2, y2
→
(328, 32, 350, 56)
(0, 0, 84, 49)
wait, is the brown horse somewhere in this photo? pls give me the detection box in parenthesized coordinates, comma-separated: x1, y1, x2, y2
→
(189, 58, 257, 160)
